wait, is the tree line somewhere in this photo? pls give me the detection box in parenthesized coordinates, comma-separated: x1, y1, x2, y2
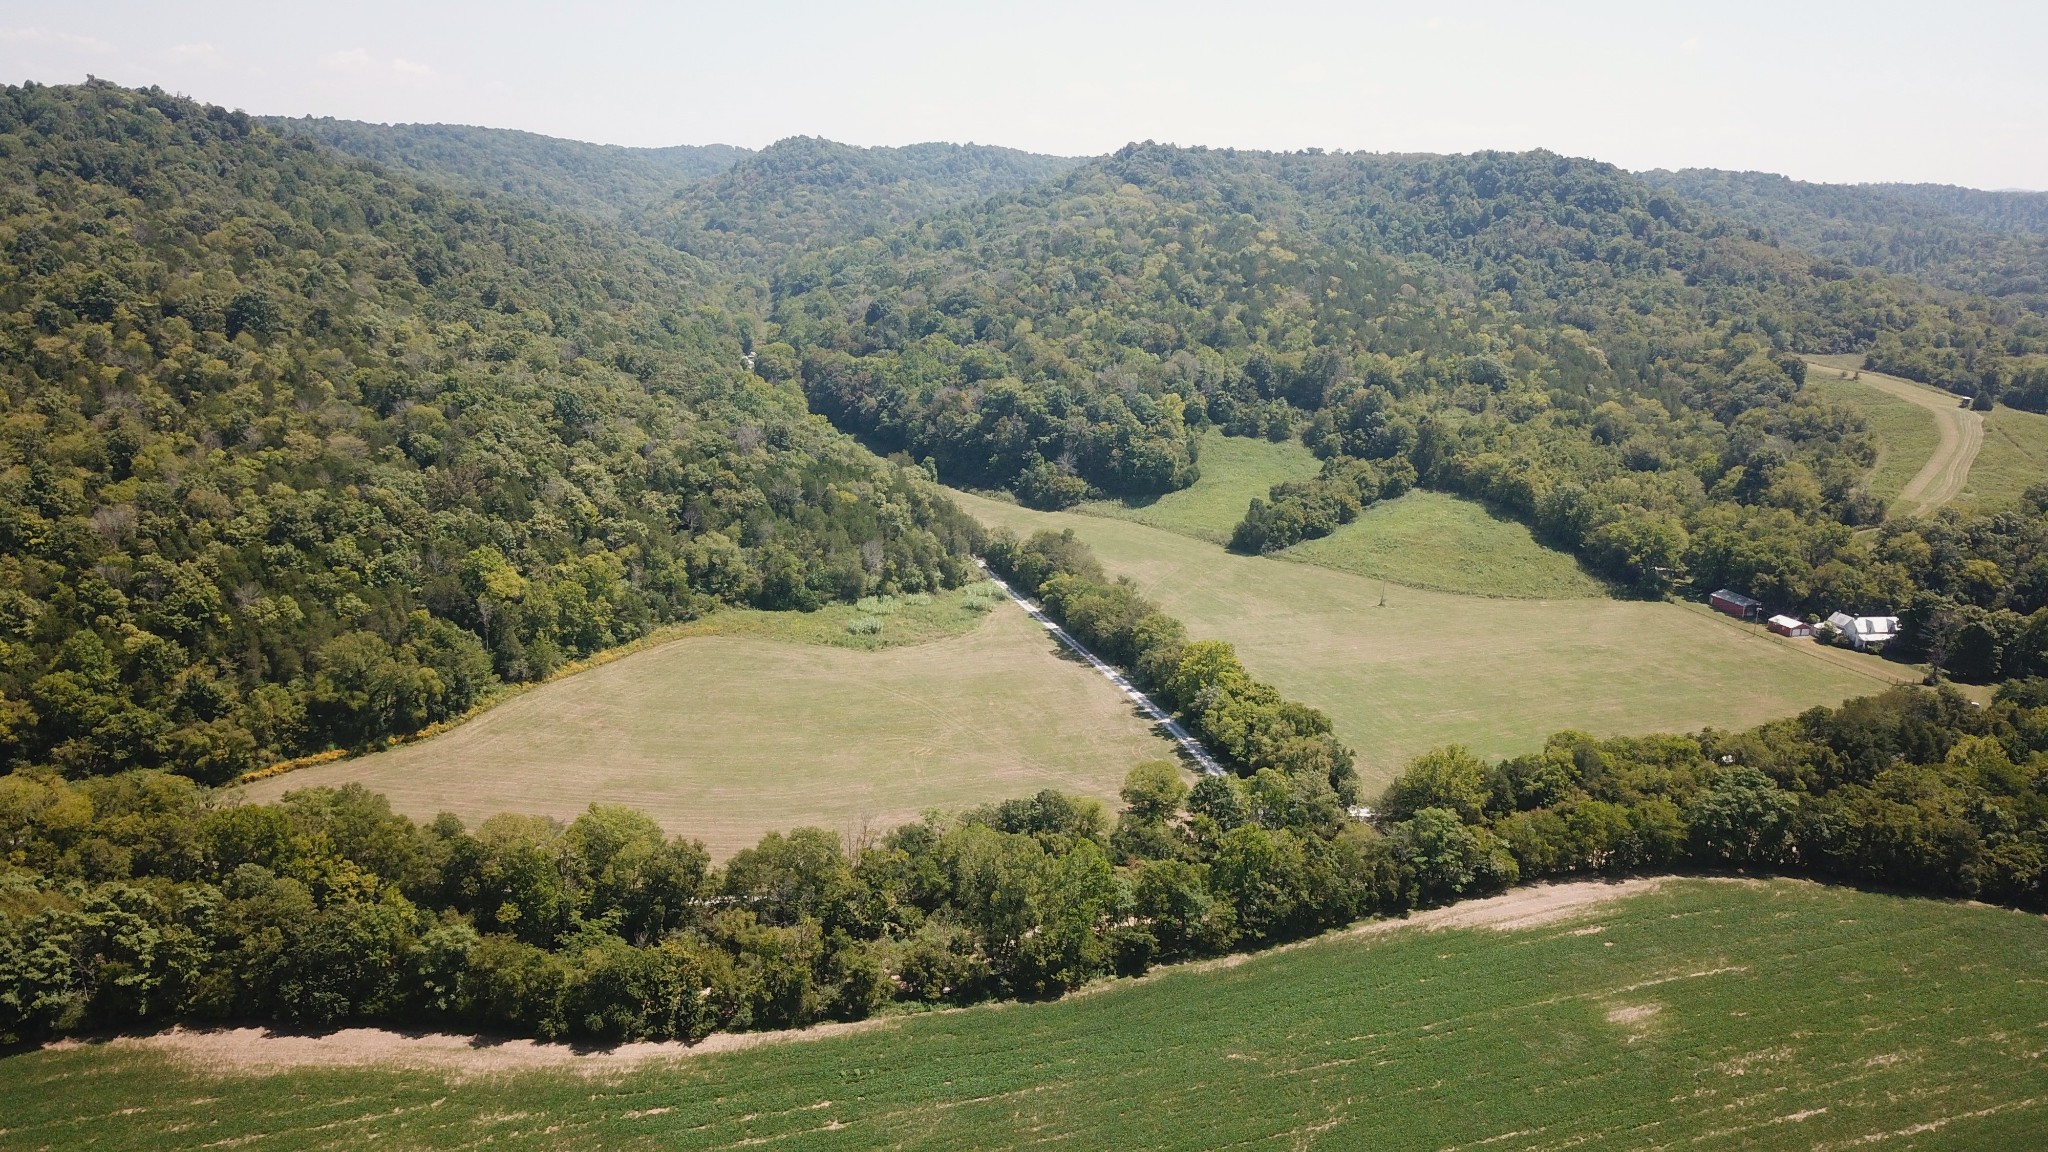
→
(7, 675, 2044, 1047)
(7, 527, 2045, 1047)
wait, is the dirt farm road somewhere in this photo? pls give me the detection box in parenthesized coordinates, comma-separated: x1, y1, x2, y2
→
(1805, 358, 1984, 515)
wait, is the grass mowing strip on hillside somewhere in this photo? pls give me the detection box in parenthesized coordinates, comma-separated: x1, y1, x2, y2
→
(948, 488, 1904, 790)
(244, 583, 1177, 857)
(1803, 367, 1944, 509)
(1076, 429, 1322, 542)
(9, 878, 2044, 1150)
(1281, 490, 1606, 599)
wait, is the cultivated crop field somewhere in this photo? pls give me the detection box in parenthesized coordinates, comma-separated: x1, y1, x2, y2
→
(1283, 489, 1606, 599)
(954, 489, 1903, 788)
(10, 879, 2044, 1150)
(1077, 428, 1321, 542)
(246, 587, 1176, 856)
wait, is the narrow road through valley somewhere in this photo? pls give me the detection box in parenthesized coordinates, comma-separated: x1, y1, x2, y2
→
(978, 562, 1224, 775)
(1806, 359, 1984, 515)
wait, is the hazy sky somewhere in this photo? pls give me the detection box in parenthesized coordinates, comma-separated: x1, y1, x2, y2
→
(3, 0, 2043, 188)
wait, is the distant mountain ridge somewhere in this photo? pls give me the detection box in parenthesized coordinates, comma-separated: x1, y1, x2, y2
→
(1638, 167, 2048, 310)
(263, 116, 752, 219)
(641, 135, 1084, 286)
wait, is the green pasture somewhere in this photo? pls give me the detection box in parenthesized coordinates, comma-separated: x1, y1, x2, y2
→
(1805, 369, 1944, 508)
(1077, 429, 1322, 542)
(953, 489, 1904, 789)
(1966, 401, 2048, 509)
(1282, 489, 1606, 599)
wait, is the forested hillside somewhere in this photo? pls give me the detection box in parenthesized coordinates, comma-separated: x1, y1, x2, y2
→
(643, 136, 1079, 286)
(773, 144, 2048, 662)
(1873, 183, 2048, 237)
(265, 117, 749, 220)
(0, 80, 979, 781)
(1641, 168, 2048, 404)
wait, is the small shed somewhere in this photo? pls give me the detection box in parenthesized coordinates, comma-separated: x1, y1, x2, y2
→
(1710, 589, 1763, 621)
(1767, 614, 1813, 638)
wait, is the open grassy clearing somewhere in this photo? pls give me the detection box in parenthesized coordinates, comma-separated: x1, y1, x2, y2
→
(1076, 429, 1321, 542)
(1078, 429, 1600, 598)
(1801, 357, 1982, 514)
(246, 588, 1176, 857)
(1965, 401, 2048, 509)
(1281, 489, 1606, 599)
(1807, 354, 2046, 511)
(10, 878, 2045, 1150)
(954, 489, 1905, 789)
(1804, 365, 1945, 509)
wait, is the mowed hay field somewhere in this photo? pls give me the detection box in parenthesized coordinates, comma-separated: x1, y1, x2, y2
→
(246, 596, 1176, 857)
(1283, 489, 1607, 599)
(1805, 354, 2048, 511)
(1804, 366, 1944, 509)
(1966, 401, 2048, 509)
(952, 489, 1903, 788)
(11, 879, 2046, 1150)
(1077, 428, 1321, 542)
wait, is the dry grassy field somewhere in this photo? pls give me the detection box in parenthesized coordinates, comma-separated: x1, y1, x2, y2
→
(246, 592, 1177, 856)
(955, 489, 1906, 788)
(11, 878, 2044, 1150)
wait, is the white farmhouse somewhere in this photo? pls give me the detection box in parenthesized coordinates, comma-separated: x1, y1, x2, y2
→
(1825, 611, 1901, 652)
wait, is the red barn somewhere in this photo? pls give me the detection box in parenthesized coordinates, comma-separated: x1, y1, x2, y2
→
(1710, 589, 1763, 621)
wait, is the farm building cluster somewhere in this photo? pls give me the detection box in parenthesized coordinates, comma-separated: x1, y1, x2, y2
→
(1710, 589, 1900, 653)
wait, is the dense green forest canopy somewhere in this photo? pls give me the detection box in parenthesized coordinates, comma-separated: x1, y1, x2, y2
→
(0, 80, 980, 783)
(642, 136, 1081, 287)
(264, 117, 751, 220)
(1878, 182, 2048, 235)
(1640, 169, 2048, 303)
(1640, 168, 2048, 403)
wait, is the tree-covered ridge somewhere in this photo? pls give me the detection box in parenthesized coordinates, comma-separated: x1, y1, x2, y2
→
(1640, 168, 2048, 405)
(1641, 168, 2048, 303)
(774, 144, 1901, 503)
(1877, 183, 2048, 236)
(264, 117, 750, 221)
(643, 135, 1081, 285)
(0, 80, 981, 783)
